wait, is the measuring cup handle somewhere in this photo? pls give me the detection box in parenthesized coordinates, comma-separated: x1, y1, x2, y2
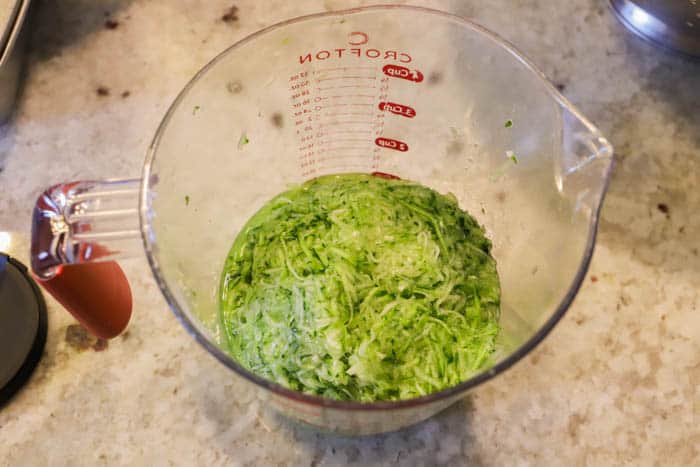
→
(30, 179, 141, 339)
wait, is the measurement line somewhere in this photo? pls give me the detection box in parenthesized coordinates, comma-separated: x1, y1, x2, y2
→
(317, 76, 376, 81)
(319, 138, 369, 143)
(318, 155, 370, 161)
(324, 94, 376, 99)
(313, 67, 376, 72)
(320, 121, 372, 126)
(317, 164, 370, 171)
(317, 106, 373, 112)
(317, 156, 371, 159)
(322, 147, 369, 151)
(318, 85, 376, 91)
(320, 130, 372, 135)
(324, 113, 374, 117)
(319, 103, 373, 108)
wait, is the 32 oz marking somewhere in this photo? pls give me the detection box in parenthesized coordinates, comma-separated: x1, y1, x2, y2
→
(382, 64, 423, 83)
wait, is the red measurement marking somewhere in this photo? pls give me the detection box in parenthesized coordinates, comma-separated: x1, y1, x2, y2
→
(321, 121, 372, 125)
(319, 155, 369, 161)
(319, 156, 367, 160)
(379, 101, 416, 118)
(317, 164, 370, 171)
(375, 137, 409, 152)
(321, 130, 372, 135)
(372, 171, 401, 180)
(318, 85, 376, 91)
(320, 138, 369, 143)
(323, 105, 370, 109)
(382, 64, 423, 83)
(318, 95, 374, 101)
(313, 67, 376, 72)
(323, 148, 368, 152)
(319, 94, 375, 99)
(324, 113, 373, 117)
(317, 76, 376, 81)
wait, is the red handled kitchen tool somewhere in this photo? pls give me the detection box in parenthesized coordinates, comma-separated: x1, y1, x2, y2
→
(31, 181, 137, 338)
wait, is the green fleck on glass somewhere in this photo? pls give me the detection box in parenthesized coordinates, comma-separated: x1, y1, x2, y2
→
(504, 119, 513, 128)
(238, 132, 250, 150)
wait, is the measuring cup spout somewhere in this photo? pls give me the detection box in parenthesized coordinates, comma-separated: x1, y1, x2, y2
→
(554, 106, 614, 214)
(30, 179, 141, 338)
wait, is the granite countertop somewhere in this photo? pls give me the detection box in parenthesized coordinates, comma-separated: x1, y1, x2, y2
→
(1, 0, 699, 465)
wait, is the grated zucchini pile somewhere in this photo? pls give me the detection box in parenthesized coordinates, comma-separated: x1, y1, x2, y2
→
(220, 173, 500, 401)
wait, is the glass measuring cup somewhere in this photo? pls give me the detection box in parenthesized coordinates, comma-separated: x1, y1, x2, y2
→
(30, 6, 613, 434)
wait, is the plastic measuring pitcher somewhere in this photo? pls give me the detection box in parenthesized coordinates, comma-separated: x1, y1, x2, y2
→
(30, 6, 613, 434)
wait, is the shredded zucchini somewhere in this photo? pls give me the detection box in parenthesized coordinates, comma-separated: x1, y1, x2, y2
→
(219, 173, 500, 401)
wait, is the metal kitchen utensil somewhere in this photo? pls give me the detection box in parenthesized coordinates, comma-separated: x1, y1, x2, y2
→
(30, 6, 613, 434)
(610, 0, 700, 57)
(0, 0, 32, 123)
(0, 0, 44, 398)
(0, 254, 47, 408)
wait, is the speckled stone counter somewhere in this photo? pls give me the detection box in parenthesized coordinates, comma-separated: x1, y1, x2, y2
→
(1, 1, 699, 465)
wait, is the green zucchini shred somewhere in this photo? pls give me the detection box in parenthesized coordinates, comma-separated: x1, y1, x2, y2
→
(219, 173, 500, 401)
